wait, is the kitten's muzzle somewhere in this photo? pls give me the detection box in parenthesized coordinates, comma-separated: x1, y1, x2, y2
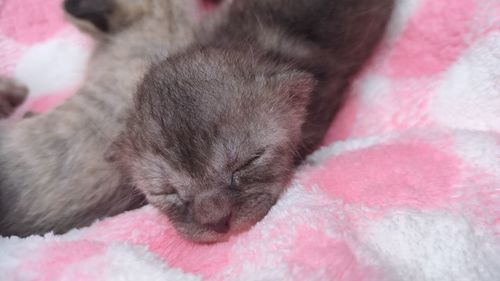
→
(193, 190, 232, 234)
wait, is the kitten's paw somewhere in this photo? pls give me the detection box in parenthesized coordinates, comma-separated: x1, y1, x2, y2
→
(63, 0, 113, 33)
(0, 78, 28, 119)
(63, 0, 148, 36)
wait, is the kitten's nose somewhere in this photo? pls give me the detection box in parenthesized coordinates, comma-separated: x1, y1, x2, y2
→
(193, 191, 232, 233)
(204, 214, 231, 234)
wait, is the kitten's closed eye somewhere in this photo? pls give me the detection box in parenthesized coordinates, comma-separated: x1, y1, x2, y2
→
(231, 150, 266, 187)
(147, 183, 177, 197)
(148, 184, 192, 207)
(149, 190, 175, 196)
(236, 150, 266, 172)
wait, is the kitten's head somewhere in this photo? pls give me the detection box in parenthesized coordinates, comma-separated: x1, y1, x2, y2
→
(111, 48, 315, 243)
(63, 0, 199, 37)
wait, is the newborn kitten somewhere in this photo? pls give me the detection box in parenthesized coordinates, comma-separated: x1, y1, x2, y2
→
(0, 0, 198, 237)
(112, 0, 395, 242)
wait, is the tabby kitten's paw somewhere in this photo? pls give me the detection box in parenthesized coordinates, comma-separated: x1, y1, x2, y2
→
(0, 78, 28, 119)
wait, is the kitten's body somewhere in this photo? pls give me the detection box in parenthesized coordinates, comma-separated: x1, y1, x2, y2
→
(0, 0, 198, 236)
(115, 0, 394, 242)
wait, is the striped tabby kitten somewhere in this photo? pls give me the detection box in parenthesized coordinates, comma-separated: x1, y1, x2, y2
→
(0, 0, 200, 236)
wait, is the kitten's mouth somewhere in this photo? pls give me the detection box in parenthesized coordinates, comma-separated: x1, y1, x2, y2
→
(178, 226, 231, 244)
(175, 216, 254, 244)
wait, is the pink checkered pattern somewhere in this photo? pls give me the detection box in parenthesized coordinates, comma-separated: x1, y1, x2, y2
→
(0, 0, 499, 280)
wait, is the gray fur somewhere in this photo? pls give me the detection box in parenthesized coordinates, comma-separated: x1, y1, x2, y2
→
(0, 0, 198, 237)
(113, 0, 395, 242)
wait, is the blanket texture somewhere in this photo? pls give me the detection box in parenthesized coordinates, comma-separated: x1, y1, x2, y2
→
(1, 0, 499, 280)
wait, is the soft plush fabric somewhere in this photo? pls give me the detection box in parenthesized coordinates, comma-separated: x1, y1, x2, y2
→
(0, 0, 499, 280)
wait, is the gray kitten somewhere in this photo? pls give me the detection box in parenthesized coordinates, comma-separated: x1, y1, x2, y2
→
(111, 0, 395, 242)
(0, 0, 198, 237)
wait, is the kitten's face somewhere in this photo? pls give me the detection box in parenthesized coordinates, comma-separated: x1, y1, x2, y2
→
(113, 49, 315, 243)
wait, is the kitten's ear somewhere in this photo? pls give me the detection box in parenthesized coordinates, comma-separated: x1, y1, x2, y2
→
(269, 71, 316, 107)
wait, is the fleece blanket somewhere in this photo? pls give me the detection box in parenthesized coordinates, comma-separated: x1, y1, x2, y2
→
(1, 0, 499, 280)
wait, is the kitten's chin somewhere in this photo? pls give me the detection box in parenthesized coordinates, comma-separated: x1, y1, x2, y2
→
(173, 218, 257, 244)
(175, 225, 232, 244)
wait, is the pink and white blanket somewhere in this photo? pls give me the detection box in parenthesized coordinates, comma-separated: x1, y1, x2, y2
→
(1, 0, 499, 280)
